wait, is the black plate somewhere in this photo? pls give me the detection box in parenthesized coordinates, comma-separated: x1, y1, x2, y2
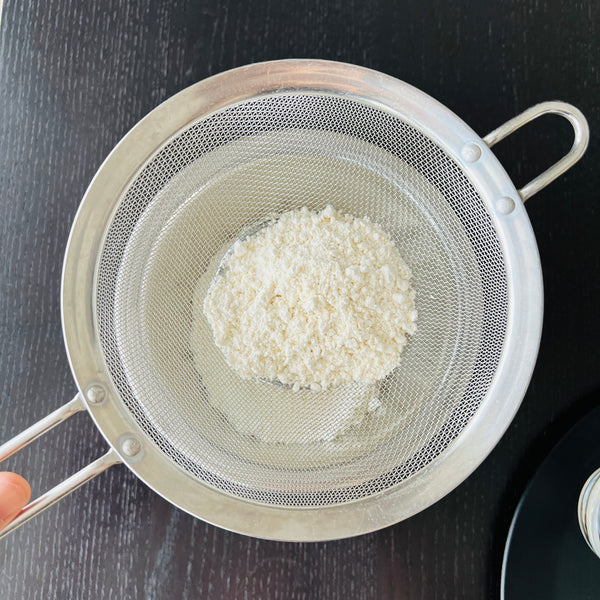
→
(502, 405, 600, 599)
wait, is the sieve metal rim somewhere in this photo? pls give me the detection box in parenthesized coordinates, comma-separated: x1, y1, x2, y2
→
(60, 59, 546, 541)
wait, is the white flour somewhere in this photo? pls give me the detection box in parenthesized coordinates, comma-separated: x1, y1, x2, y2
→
(193, 205, 416, 443)
(203, 205, 416, 390)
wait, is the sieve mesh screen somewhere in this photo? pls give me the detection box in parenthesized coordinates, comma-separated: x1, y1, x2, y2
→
(95, 93, 508, 507)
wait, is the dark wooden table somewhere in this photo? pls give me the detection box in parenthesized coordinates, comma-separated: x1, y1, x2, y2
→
(1, 1, 598, 598)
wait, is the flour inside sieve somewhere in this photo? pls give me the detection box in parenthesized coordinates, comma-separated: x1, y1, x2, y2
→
(201, 205, 417, 394)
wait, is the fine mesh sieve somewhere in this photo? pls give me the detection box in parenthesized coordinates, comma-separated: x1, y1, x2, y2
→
(106, 96, 503, 506)
(0, 60, 589, 541)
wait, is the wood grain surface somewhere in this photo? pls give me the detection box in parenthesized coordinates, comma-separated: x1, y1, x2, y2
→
(0, 1, 598, 598)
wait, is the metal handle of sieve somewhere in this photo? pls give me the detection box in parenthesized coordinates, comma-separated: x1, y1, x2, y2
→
(483, 100, 589, 201)
(0, 394, 121, 540)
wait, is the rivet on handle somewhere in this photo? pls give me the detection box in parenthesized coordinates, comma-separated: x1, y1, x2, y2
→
(85, 384, 107, 405)
(120, 436, 142, 458)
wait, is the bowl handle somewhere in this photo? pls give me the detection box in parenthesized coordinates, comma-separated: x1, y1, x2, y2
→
(0, 394, 121, 540)
(483, 101, 589, 201)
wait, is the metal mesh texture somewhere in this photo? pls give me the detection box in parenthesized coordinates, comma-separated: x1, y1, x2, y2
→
(96, 93, 508, 507)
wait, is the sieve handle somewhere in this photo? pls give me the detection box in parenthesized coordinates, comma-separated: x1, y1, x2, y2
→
(483, 100, 589, 201)
(0, 394, 121, 540)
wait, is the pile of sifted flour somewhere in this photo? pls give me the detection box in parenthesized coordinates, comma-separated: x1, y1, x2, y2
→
(202, 205, 417, 392)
